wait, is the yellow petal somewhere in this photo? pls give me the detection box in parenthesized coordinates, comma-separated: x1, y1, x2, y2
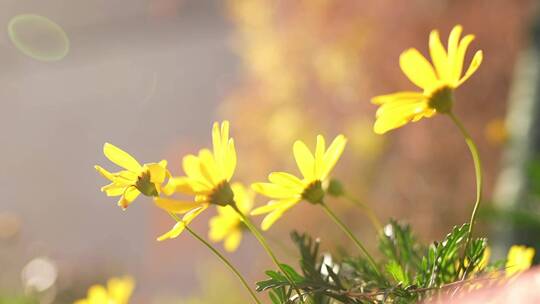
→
(452, 34, 475, 84)
(374, 102, 430, 134)
(371, 91, 424, 105)
(231, 183, 254, 213)
(183, 154, 201, 179)
(107, 276, 135, 304)
(212, 121, 223, 161)
(87, 285, 108, 304)
(154, 198, 204, 214)
(251, 182, 299, 199)
(293, 140, 315, 180)
(447, 25, 463, 77)
(251, 200, 282, 215)
(209, 216, 231, 241)
(103, 143, 142, 172)
(157, 221, 186, 241)
(199, 149, 222, 185)
(399, 48, 438, 91)
(314, 135, 326, 179)
(321, 135, 347, 180)
(115, 170, 139, 181)
(224, 229, 242, 252)
(182, 155, 210, 187)
(375, 94, 426, 118)
(146, 162, 168, 185)
(101, 183, 128, 196)
(506, 245, 535, 277)
(157, 206, 207, 241)
(457, 50, 482, 87)
(429, 30, 448, 81)
(209, 208, 238, 242)
(98, 171, 135, 189)
(117, 187, 140, 209)
(221, 121, 230, 150)
(260, 199, 299, 230)
(95, 165, 115, 181)
(268, 172, 304, 191)
(162, 177, 195, 196)
(225, 139, 237, 181)
(212, 121, 232, 180)
(183, 205, 208, 223)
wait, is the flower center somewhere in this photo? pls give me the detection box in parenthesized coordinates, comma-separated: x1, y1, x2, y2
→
(209, 181, 235, 206)
(428, 86, 454, 113)
(302, 180, 325, 204)
(135, 170, 158, 197)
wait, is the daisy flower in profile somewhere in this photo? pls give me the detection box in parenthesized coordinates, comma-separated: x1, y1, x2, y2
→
(251, 134, 347, 230)
(95, 143, 169, 209)
(505, 245, 535, 277)
(75, 276, 135, 304)
(371, 24, 483, 134)
(154, 121, 237, 240)
(208, 183, 254, 252)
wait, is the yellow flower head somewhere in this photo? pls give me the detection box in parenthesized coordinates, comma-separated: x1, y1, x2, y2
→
(154, 121, 237, 240)
(74, 276, 135, 304)
(371, 25, 483, 134)
(505, 245, 535, 277)
(209, 183, 254, 252)
(95, 143, 169, 209)
(251, 135, 347, 230)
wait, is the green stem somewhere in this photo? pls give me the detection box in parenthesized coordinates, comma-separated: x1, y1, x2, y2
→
(343, 193, 383, 232)
(320, 202, 380, 276)
(231, 203, 304, 303)
(448, 113, 483, 264)
(167, 212, 262, 304)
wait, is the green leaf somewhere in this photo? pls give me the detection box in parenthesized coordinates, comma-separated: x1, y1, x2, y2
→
(386, 260, 409, 285)
(415, 223, 470, 288)
(279, 264, 304, 283)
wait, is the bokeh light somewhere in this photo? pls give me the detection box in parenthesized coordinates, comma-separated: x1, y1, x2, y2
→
(8, 14, 70, 62)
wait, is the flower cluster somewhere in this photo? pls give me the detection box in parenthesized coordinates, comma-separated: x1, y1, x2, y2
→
(92, 24, 537, 304)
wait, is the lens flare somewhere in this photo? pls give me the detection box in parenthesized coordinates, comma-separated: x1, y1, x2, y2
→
(8, 14, 70, 62)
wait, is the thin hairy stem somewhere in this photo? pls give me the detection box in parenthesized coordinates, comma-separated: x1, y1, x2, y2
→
(231, 203, 304, 303)
(343, 192, 383, 232)
(166, 212, 262, 304)
(320, 202, 381, 276)
(448, 112, 483, 273)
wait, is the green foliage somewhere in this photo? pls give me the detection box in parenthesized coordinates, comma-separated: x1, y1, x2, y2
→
(416, 223, 469, 287)
(257, 221, 492, 303)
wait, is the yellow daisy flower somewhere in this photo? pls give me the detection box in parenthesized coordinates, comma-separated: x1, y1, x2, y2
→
(371, 24, 483, 134)
(95, 143, 169, 209)
(74, 276, 135, 304)
(251, 134, 347, 230)
(155, 121, 237, 240)
(505, 245, 535, 277)
(209, 183, 254, 252)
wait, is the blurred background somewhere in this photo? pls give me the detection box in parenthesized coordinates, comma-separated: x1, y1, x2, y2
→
(1, 0, 540, 303)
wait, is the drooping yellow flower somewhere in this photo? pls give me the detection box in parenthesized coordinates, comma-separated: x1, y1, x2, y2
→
(155, 121, 237, 240)
(505, 245, 535, 277)
(251, 135, 347, 230)
(74, 276, 135, 304)
(95, 143, 169, 209)
(209, 183, 254, 252)
(371, 25, 483, 134)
